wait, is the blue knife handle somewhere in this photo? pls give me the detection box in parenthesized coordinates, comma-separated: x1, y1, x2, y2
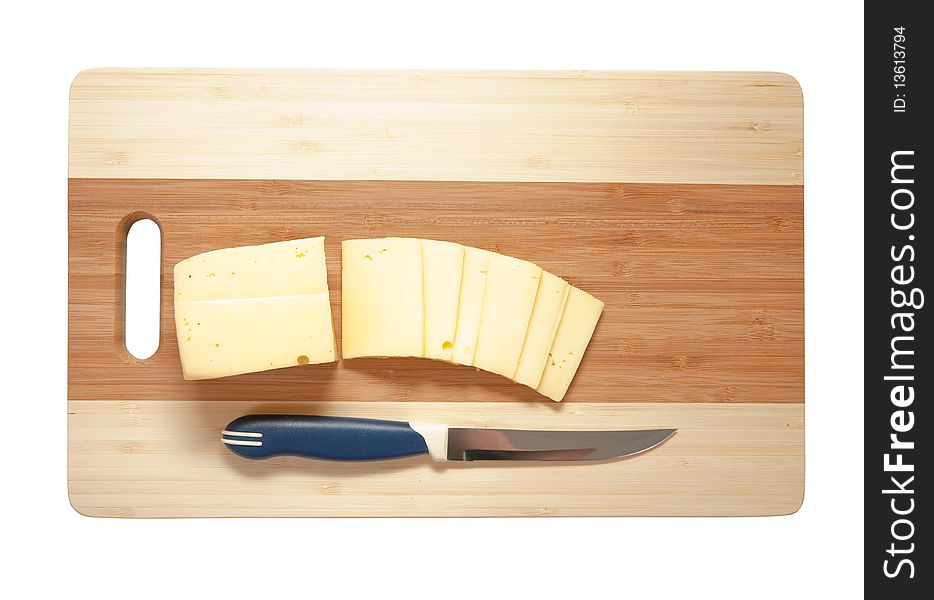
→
(222, 414, 429, 461)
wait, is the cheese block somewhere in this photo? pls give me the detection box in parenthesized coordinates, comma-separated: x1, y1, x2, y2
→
(341, 237, 423, 358)
(472, 254, 542, 378)
(451, 247, 492, 366)
(421, 239, 465, 361)
(173, 237, 335, 380)
(537, 286, 605, 401)
(514, 271, 570, 388)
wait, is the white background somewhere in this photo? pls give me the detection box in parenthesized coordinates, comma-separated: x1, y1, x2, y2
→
(0, 1, 863, 597)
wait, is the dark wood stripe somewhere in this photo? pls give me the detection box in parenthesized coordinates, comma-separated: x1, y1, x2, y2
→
(69, 179, 803, 403)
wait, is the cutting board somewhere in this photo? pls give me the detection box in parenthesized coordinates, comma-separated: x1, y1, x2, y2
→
(68, 69, 803, 517)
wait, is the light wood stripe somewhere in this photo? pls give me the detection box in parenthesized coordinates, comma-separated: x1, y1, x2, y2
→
(67, 401, 804, 517)
(69, 69, 802, 185)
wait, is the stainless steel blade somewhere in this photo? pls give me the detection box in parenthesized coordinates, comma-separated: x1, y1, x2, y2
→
(446, 427, 676, 461)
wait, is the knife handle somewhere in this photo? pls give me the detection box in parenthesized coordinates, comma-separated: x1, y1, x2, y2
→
(222, 414, 429, 461)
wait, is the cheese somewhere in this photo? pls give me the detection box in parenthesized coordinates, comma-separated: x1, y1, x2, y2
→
(451, 247, 492, 366)
(473, 254, 542, 378)
(537, 286, 605, 401)
(333, 235, 605, 402)
(341, 237, 423, 358)
(514, 271, 570, 388)
(421, 239, 464, 361)
(175, 295, 335, 380)
(176, 234, 604, 399)
(173, 237, 335, 380)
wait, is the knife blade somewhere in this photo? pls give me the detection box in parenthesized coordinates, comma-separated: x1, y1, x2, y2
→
(222, 414, 676, 462)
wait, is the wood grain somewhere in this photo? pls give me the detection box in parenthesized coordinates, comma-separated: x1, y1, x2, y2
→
(69, 179, 803, 404)
(68, 69, 804, 517)
(68, 401, 804, 517)
(69, 69, 803, 185)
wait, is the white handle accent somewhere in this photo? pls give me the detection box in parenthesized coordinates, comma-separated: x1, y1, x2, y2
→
(409, 422, 448, 462)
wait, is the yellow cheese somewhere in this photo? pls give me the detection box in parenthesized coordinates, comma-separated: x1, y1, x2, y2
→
(175, 295, 336, 380)
(514, 271, 570, 388)
(421, 239, 464, 361)
(451, 247, 492, 366)
(473, 254, 542, 378)
(341, 237, 423, 358)
(173, 237, 335, 380)
(174, 237, 328, 301)
(537, 286, 604, 401)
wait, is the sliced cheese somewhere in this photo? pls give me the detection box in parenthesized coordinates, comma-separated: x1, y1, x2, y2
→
(174, 237, 328, 301)
(514, 271, 570, 388)
(421, 239, 464, 361)
(175, 295, 336, 380)
(341, 237, 423, 358)
(537, 286, 605, 401)
(173, 237, 335, 380)
(336, 235, 604, 402)
(451, 247, 492, 366)
(473, 254, 542, 378)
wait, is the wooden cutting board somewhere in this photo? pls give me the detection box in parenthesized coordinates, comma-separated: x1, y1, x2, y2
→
(68, 69, 803, 517)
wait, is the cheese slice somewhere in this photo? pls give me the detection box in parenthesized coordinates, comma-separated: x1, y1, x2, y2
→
(421, 239, 464, 361)
(341, 237, 423, 358)
(175, 295, 336, 380)
(537, 286, 605, 401)
(473, 254, 542, 378)
(173, 237, 335, 380)
(174, 238, 329, 301)
(451, 247, 492, 366)
(514, 271, 570, 388)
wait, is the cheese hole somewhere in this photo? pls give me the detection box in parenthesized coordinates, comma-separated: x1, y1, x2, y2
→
(442, 341, 453, 351)
(124, 218, 161, 360)
(297, 355, 310, 365)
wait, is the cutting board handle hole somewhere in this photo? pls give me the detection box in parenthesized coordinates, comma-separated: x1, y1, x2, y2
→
(120, 216, 162, 360)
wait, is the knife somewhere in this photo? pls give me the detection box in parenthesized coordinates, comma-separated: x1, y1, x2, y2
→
(222, 414, 676, 462)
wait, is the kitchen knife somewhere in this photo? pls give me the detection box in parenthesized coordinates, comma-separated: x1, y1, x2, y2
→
(222, 414, 676, 462)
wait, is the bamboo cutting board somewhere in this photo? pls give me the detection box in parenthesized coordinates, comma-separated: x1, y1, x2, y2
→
(68, 69, 804, 517)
